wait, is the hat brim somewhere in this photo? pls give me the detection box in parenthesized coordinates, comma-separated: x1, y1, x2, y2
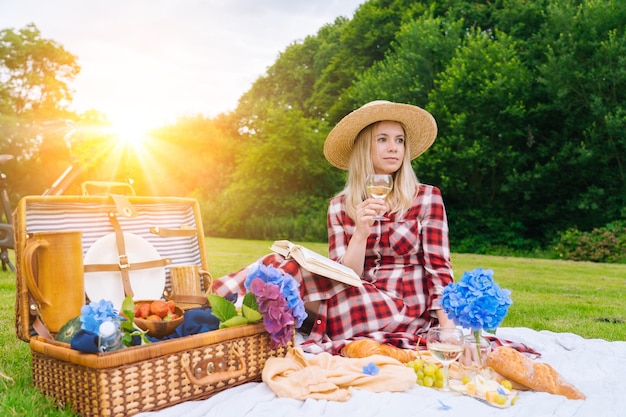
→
(323, 101, 437, 170)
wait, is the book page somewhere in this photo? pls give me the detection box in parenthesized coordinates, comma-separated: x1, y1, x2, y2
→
(271, 240, 362, 287)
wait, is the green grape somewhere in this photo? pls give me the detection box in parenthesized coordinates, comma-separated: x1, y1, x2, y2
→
(408, 355, 446, 390)
(423, 363, 437, 376)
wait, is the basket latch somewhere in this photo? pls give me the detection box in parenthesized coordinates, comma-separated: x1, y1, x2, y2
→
(110, 193, 137, 218)
(194, 357, 228, 377)
(181, 345, 247, 386)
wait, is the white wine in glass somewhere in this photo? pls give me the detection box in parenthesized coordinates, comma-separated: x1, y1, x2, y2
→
(365, 174, 393, 221)
(426, 327, 464, 391)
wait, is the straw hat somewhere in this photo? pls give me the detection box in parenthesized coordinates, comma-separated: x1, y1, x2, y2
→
(323, 100, 437, 170)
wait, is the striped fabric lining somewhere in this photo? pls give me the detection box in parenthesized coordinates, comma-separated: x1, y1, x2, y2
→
(24, 201, 205, 295)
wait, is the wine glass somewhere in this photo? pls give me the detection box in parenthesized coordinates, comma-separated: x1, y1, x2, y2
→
(365, 174, 393, 221)
(426, 327, 465, 391)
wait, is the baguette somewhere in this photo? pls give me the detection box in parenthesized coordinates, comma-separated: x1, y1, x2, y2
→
(341, 339, 416, 363)
(486, 346, 585, 400)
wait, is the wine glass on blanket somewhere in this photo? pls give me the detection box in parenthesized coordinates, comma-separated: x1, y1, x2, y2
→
(426, 327, 465, 391)
(365, 174, 393, 221)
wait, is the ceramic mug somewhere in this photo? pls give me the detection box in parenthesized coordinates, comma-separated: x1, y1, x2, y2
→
(169, 264, 210, 297)
(23, 230, 85, 333)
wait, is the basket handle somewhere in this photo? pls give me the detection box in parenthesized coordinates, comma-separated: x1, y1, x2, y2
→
(201, 268, 213, 295)
(181, 345, 247, 386)
(81, 181, 136, 196)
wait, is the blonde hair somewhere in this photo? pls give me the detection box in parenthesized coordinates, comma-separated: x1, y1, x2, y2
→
(339, 121, 420, 220)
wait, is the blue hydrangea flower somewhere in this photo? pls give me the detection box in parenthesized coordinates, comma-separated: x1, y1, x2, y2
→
(440, 268, 512, 331)
(79, 299, 120, 334)
(245, 263, 284, 287)
(362, 362, 380, 376)
(279, 274, 307, 328)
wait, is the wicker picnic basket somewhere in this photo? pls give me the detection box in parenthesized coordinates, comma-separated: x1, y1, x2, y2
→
(30, 323, 291, 417)
(14, 194, 292, 416)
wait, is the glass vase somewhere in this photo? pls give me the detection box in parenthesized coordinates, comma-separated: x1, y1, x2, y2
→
(462, 332, 491, 370)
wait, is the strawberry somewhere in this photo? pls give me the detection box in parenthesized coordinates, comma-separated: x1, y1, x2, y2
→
(150, 300, 169, 318)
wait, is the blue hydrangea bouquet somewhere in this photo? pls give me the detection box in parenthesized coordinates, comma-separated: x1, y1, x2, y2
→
(440, 268, 512, 362)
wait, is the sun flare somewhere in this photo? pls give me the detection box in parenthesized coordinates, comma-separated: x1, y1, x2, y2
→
(106, 114, 162, 149)
(86, 111, 172, 195)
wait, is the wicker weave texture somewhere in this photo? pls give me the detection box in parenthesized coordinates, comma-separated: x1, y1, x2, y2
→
(31, 329, 291, 417)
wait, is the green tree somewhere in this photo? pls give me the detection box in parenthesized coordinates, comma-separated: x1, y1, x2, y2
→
(234, 17, 350, 135)
(0, 24, 78, 117)
(215, 104, 342, 240)
(312, 0, 427, 123)
(525, 0, 626, 237)
(348, 13, 464, 109)
(426, 29, 533, 250)
(0, 23, 80, 198)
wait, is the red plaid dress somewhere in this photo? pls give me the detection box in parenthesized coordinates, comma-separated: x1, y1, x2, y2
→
(213, 184, 454, 354)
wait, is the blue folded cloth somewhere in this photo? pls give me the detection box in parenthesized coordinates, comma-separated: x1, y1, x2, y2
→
(70, 329, 100, 353)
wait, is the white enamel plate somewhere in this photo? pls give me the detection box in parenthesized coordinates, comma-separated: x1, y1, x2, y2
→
(84, 232, 166, 311)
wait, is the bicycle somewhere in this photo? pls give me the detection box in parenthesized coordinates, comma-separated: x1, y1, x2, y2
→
(0, 154, 15, 272)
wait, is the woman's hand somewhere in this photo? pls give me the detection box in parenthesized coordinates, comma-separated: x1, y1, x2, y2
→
(460, 343, 482, 367)
(434, 310, 479, 367)
(355, 198, 387, 230)
(435, 309, 456, 329)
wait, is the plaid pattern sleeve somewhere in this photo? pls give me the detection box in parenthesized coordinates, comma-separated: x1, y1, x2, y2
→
(327, 194, 351, 263)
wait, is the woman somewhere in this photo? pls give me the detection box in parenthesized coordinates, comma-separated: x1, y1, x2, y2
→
(213, 100, 455, 354)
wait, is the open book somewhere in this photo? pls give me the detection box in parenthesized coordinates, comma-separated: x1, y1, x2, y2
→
(270, 240, 363, 287)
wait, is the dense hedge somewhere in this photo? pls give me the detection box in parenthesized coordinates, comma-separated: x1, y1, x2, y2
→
(554, 221, 626, 263)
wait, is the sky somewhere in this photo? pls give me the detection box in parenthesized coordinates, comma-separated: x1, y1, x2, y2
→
(0, 0, 364, 132)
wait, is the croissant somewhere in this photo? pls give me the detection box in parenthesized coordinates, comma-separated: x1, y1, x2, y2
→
(341, 339, 416, 363)
(486, 346, 585, 400)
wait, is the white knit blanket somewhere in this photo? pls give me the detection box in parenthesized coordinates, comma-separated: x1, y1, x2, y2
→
(137, 327, 626, 417)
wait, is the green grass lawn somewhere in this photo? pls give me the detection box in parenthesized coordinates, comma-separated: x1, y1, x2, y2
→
(1, 237, 625, 416)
